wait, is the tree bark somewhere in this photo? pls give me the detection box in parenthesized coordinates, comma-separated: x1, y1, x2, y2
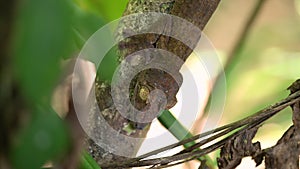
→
(85, 0, 221, 167)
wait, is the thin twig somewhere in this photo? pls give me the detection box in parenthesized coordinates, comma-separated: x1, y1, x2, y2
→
(100, 91, 300, 168)
(152, 105, 296, 169)
(138, 90, 300, 160)
(225, 0, 268, 75)
(157, 122, 263, 168)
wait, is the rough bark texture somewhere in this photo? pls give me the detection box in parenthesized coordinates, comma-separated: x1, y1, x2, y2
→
(264, 80, 300, 169)
(86, 0, 221, 167)
(217, 126, 262, 169)
(264, 126, 300, 169)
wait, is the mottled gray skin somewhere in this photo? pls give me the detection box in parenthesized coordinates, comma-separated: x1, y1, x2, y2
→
(115, 0, 182, 127)
(87, 2, 182, 163)
(116, 0, 175, 61)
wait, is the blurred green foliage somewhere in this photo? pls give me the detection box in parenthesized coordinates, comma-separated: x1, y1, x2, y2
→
(9, 0, 128, 168)
(11, 0, 74, 168)
(79, 151, 102, 169)
(97, 46, 119, 82)
(213, 4, 300, 164)
(71, 2, 120, 82)
(13, 0, 73, 103)
(72, 5, 106, 49)
(73, 0, 128, 21)
(10, 106, 69, 169)
(225, 20, 300, 122)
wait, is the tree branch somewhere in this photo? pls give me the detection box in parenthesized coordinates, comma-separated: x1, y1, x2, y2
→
(86, 0, 221, 166)
(100, 89, 300, 168)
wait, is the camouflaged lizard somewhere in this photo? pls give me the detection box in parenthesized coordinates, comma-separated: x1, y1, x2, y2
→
(88, 0, 220, 165)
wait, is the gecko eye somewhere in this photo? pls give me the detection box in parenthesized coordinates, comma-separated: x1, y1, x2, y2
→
(139, 86, 150, 101)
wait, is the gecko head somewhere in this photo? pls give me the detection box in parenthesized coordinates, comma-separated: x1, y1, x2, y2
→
(137, 68, 182, 110)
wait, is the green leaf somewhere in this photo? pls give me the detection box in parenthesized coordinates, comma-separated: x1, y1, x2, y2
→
(97, 46, 119, 82)
(158, 110, 192, 143)
(79, 151, 102, 169)
(10, 106, 70, 169)
(73, 0, 128, 21)
(72, 6, 106, 46)
(71, 6, 118, 82)
(158, 110, 214, 168)
(12, 0, 73, 102)
(95, 0, 128, 21)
